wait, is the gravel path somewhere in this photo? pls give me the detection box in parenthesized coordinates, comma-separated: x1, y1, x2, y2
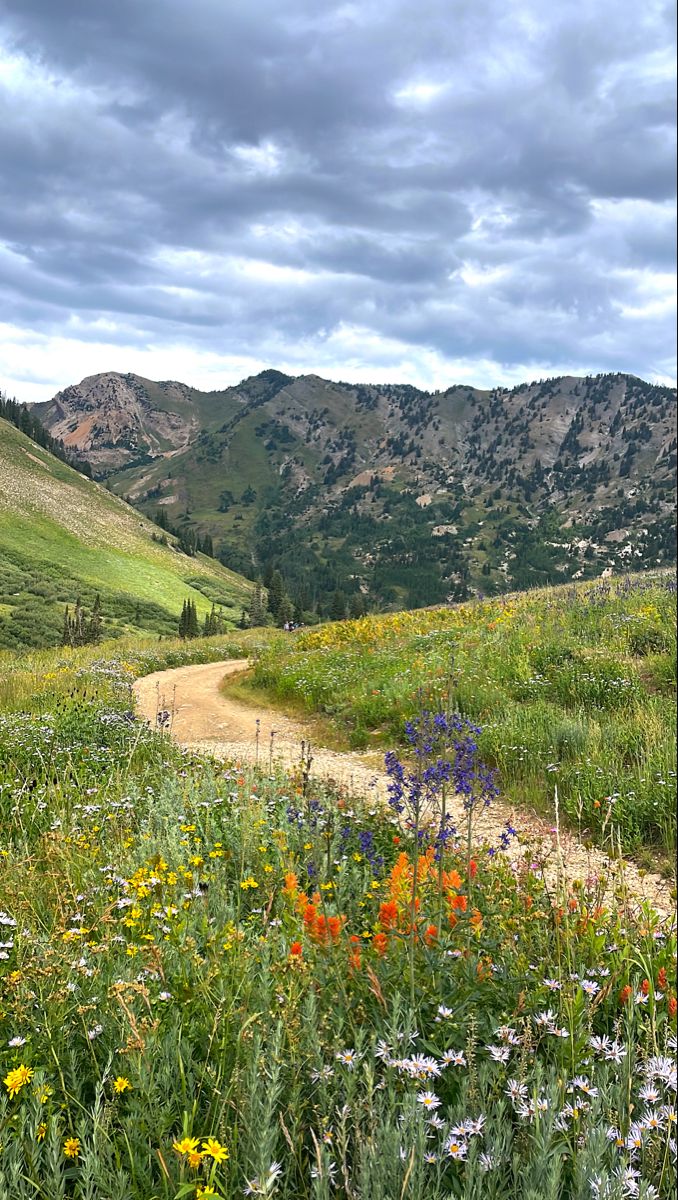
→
(134, 660, 675, 920)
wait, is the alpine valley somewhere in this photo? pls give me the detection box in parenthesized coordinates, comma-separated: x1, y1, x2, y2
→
(34, 369, 677, 610)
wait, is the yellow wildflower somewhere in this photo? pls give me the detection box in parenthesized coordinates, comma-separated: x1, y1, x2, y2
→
(201, 1137, 229, 1162)
(4, 1064, 34, 1098)
(113, 1076, 131, 1093)
(173, 1136, 200, 1156)
(63, 1137, 81, 1158)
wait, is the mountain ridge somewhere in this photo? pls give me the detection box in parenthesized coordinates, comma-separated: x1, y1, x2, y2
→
(33, 368, 677, 609)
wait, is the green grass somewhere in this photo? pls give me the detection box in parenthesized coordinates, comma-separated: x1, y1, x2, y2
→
(0, 417, 254, 648)
(0, 633, 675, 1199)
(251, 572, 678, 860)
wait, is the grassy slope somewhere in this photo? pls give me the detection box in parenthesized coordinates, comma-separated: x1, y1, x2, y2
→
(251, 572, 677, 860)
(0, 417, 253, 648)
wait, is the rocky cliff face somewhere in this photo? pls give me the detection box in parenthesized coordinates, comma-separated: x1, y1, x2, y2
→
(34, 372, 200, 470)
(34, 369, 677, 604)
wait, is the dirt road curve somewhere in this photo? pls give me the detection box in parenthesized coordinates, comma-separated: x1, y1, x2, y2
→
(133, 660, 675, 919)
(133, 659, 386, 798)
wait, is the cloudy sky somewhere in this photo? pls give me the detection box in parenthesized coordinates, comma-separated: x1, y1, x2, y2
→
(0, 0, 675, 404)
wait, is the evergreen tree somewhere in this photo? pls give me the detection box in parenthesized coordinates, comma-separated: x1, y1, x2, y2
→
(62, 605, 70, 647)
(178, 528, 197, 557)
(277, 594, 294, 627)
(267, 570, 285, 619)
(203, 602, 220, 636)
(187, 600, 200, 638)
(249, 583, 266, 627)
(330, 589, 347, 621)
(348, 593, 365, 619)
(71, 598, 85, 646)
(87, 594, 103, 644)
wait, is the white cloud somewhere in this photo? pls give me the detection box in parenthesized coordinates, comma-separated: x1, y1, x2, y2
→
(0, 0, 674, 398)
(392, 80, 448, 106)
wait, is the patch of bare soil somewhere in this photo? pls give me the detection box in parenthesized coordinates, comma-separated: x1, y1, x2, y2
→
(133, 660, 675, 920)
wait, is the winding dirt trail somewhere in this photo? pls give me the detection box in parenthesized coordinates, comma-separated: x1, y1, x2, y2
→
(133, 660, 675, 919)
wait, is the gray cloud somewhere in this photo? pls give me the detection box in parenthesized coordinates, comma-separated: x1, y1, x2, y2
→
(0, 0, 675, 400)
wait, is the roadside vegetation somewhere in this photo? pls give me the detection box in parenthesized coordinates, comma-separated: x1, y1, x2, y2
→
(252, 573, 677, 863)
(0, 625, 675, 1199)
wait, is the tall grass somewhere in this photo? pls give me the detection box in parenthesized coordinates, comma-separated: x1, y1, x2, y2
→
(0, 623, 675, 1198)
(252, 573, 677, 859)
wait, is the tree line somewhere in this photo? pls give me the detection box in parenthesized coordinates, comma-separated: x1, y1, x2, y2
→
(153, 509, 214, 558)
(0, 391, 93, 477)
(240, 567, 367, 630)
(178, 600, 228, 639)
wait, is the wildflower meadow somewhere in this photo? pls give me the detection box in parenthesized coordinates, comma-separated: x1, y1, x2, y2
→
(0, 579, 676, 1199)
(253, 573, 677, 863)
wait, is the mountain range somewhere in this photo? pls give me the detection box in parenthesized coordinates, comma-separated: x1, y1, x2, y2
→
(33, 369, 677, 609)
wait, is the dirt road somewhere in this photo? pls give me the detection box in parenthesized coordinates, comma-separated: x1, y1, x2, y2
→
(133, 659, 387, 798)
(133, 660, 675, 918)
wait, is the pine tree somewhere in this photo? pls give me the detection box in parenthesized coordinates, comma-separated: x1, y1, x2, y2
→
(203, 602, 218, 636)
(187, 600, 200, 638)
(348, 593, 365, 619)
(72, 598, 84, 645)
(178, 528, 197, 557)
(249, 583, 266, 626)
(277, 594, 294, 627)
(61, 596, 98, 646)
(267, 570, 284, 619)
(330, 589, 347, 621)
(87, 594, 103, 644)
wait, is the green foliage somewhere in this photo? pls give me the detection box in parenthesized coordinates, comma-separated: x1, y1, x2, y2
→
(0, 640, 674, 1198)
(0, 389, 91, 476)
(61, 594, 103, 647)
(0, 417, 251, 648)
(252, 572, 677, 857)
(178, 599, 200, 638)
(95, 369, 675, 609)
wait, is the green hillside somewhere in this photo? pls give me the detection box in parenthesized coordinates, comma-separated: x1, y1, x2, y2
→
(0, 417, 253, 649)
(36, 369, 677, 610)
(252, 571, 677, 860)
